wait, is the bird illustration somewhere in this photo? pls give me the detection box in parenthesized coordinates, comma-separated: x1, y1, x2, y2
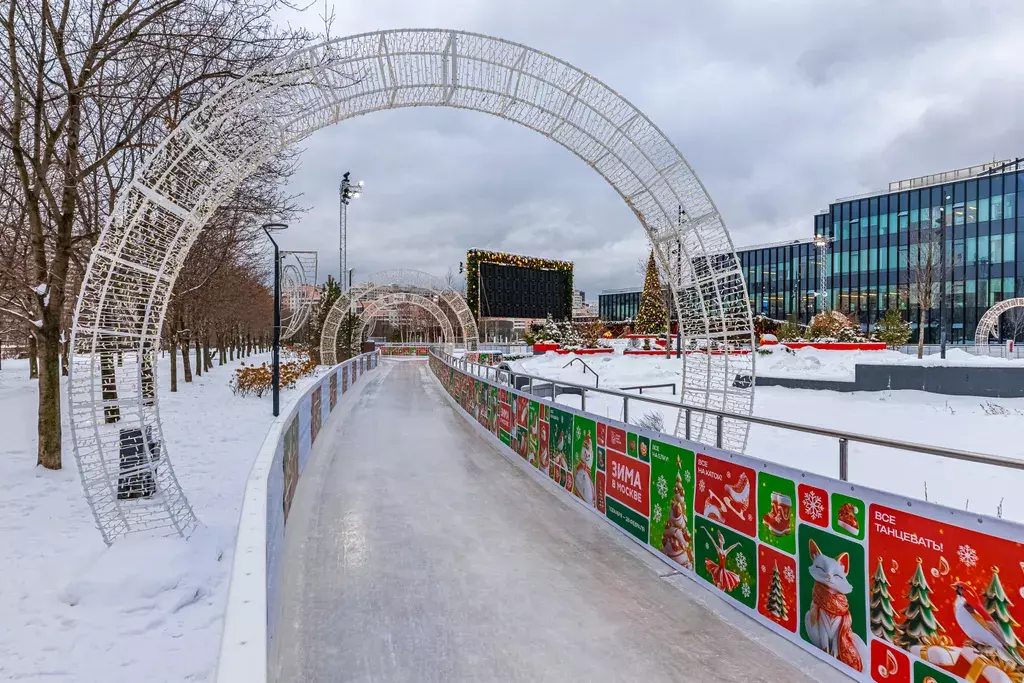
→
(952, 581, 1024, 667)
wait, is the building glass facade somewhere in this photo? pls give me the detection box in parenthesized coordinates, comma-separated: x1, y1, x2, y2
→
(739, 239, 820, 323)
(735, 160, 1024, 343)
(599, 288, 642, 322)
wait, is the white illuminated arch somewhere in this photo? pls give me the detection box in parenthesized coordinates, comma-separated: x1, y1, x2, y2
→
(321, 268, 477, 363)
(359, 292, 455, 348)
(975, 297, 1024, 346)
(69, 29, 754, 543)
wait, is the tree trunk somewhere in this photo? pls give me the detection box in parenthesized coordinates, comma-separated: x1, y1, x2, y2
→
(229, 343, 234, 361)
(195, 338, 202, 377)
(28, 334, 38, 379)
(169, 336, 178, 392)
(917, 308, 926, 359)
(61, 339, 70, 376)
(203, 343, 212, 372)
(37, 331, 62, 469)
(181, 333, 193, 383)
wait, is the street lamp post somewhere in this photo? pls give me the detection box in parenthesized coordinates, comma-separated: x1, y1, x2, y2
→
(938, 205, 948, 359)
(339, 171, 364, 292)
(262, 223, 288, 417)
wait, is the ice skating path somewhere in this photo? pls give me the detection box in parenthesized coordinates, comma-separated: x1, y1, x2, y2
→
(274, 360, 843, 682)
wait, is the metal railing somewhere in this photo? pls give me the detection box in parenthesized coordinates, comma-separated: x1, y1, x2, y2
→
(562, 357, 599, 387)
(435, 351, 1024, 481)
(621, 382, 677, 395)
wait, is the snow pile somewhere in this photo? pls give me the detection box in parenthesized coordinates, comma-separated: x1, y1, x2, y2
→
(0, 353, 312, 682)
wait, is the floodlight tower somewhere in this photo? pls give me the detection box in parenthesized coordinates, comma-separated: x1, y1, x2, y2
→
(813, 233, 833, 311)
(339, 171, 364, 291)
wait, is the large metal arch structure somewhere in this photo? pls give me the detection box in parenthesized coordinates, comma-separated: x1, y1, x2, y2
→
(320, 268, 477, 364)
(69, 28, 754, 543)
(359, 292, 455, 347)
(974, 297, 1024, 346)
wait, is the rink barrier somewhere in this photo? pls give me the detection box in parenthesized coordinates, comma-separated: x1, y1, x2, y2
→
(428, 352, 1024, 683)
(215, 351, 379, 683)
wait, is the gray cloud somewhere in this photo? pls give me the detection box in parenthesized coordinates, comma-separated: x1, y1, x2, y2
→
(272, 0, 1024, 299)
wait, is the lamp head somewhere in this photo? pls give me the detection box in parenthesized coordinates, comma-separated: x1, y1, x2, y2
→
(262, 222, 288, 232)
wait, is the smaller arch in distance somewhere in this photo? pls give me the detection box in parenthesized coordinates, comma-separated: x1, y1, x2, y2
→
(974, 297, 1024, 345)
(359, 292, 455, 348)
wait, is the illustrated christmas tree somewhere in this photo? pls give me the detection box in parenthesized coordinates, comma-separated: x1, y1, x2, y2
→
(660, 455, 693, 568)
(870, 557, 900, 642)
(633, 250, 668, 335)
(766, 562, 788, 622)
(897, 557, 945, 648)
(984, 568, 1023, 654)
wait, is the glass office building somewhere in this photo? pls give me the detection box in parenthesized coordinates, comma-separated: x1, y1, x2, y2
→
(737, 159, 1024, 343)
(599, 288, 643, 322)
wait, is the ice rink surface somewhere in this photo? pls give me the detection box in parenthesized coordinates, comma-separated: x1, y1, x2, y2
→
(273, 360, 844, 682)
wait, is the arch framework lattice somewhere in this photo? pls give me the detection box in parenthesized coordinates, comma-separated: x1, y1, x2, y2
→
(974, 297, 1024, 345)
(69, 28, 753, 543)
(280, 251, 318, 341)
(320, 268, 477, 364)
(359, 291, 455, 348)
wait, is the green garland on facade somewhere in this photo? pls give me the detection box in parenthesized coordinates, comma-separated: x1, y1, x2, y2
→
(466, 249, 574, 319)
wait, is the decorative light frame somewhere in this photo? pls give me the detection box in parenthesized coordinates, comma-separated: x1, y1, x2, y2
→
(320, 268, 478, 364)
(975, 297, 1024, 346)
(359, 291, 455, 349)
(279, 250, 318, 341)
(68, 28, 754, 543)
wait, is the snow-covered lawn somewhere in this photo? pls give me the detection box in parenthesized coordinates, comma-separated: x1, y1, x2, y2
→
(757, 345, 1024, 381)
(0, 353, 313, 682)
(512, 351, 1024, 523)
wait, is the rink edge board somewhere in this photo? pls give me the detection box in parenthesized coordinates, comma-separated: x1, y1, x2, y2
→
(215, 352, 380, 683)
(428, 352, 1024, 683)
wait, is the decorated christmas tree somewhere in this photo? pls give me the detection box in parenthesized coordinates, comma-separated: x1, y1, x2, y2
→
(660, 455, 693, 569)
(633, 250, 668, 335)
(766, 562, 788, 622)
(984, 568, 1023, 653)
(870, 558, 900, 642)
(897, 557, 944, 648)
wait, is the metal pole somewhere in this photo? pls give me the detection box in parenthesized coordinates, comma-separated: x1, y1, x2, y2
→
(685, 409, 691, 440)
(622, 396, 629, 424)
(939, 207, 947, 359)
(839, 438, 849, 481)
(581, 389, 586, 412)
(715, 415, 723, 448)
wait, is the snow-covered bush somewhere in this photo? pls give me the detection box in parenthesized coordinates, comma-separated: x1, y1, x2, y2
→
(875, 309, 912, 348)
(230, 354, 318, 397)
(807, 310, 856, 339)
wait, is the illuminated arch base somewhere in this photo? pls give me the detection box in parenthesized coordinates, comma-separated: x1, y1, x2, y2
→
(321, 269, 477, 364)
(69, 28, 754, 543)
(360, 291, 455, 349)
(974, 297, 1024, 345)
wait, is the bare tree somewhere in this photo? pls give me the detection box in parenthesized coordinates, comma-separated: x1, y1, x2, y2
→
(0, 0, 308, 468)
(903, 224, 944, 359)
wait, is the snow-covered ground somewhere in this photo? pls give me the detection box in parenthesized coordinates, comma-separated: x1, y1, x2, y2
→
(0, 353, 317, 682)
(511, 351, 1024, 523)
(758, 345, 1024, 381)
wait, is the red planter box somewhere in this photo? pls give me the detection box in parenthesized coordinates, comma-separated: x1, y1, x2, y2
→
(624, 349, 752, 356)
(533, 343, 560, 353)
(553, 348, 614, 355)
(782, 342, 886, 351)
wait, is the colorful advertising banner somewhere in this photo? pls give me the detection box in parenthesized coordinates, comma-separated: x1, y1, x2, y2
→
(427, 353, 1024, 683)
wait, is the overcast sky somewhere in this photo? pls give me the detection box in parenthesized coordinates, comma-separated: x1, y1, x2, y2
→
(271, 0, 1024, 300)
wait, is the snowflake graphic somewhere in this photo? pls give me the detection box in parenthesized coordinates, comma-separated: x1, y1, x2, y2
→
(699, 480, 706, 493)
(783, 566, 795, 584)
(741, 584, 751, 598)
(652, 505, 663, 524)
(761, 564, 766, 573)
(656, 475, 669, 499)
(802, 491, 824, 520)
(704, 542, 710, 551)
(958, 544, 978, 568)
(684, 470, 692, 484)
(735, 553, 748, 572)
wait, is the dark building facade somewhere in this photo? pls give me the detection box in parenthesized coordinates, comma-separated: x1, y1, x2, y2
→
(598, 288, 643, 322)
(738, 159, 1024, 343)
